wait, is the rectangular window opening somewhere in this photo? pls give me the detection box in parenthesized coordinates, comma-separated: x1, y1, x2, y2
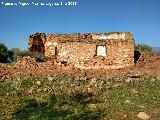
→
(96, 45, 107, 57)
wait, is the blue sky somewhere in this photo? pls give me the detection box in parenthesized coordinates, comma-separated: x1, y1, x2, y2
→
(0, 0, 160, 50)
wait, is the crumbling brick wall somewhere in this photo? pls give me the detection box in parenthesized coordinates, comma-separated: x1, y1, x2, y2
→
(57, 42, 96, 64)
(28, 32, 135, 69)
(28, 33, 46, 54)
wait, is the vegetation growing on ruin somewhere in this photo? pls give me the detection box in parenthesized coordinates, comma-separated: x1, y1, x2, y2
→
(0, 42, 54, 63)
(135, 43, 153, 53)
(0, 75, 160, 119)
(18, 50, 55, 62)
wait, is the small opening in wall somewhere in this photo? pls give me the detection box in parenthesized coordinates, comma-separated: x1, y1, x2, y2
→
(55, 47, 58, 56)
(61, 61, 67, 66)
(96, 45, 107, 57)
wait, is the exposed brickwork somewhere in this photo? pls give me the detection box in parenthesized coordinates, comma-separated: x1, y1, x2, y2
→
(28, 33, 46, 54)
(28, 32, 135, 69)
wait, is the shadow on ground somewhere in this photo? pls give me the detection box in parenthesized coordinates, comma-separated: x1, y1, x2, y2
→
(12, 92, 103, 120)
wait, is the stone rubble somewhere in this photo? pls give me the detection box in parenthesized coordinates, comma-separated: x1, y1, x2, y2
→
(137, 112, 150, 120)
(48, 76, 54, 81)
(0, 53, 160, 81)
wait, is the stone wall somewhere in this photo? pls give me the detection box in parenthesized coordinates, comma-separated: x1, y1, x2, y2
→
(28, 33, 46, 54)
(28, 32, 135, 69)
(106, 40, 134, 67)
(57, 42, 96, 64)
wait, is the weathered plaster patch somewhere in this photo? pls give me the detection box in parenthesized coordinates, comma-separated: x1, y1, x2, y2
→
(97, 46, 106, 56)
(45, 42, 52, 46)
(92, 33, 126, 40)
(92, 35, 108, 40)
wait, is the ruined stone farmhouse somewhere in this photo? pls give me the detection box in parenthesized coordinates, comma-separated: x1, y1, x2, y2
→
(28, 32, 135, 69)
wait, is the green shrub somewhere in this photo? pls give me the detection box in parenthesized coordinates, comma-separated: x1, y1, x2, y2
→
(21, 78, 33, 88)
(43, 56, 56, 62)
(135, 43, 152, 53)
(18, 50, 36, 57)
(11, 48, 21, 62)
(0, 42, 13, 63)
(18, 50, 55, 62)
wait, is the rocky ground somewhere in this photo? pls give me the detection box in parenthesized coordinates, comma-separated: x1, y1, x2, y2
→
(0, 53, 160, 81)
(0, 52, 160, 119)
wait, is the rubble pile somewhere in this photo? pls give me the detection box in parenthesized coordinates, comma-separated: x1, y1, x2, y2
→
(0, 53, 160, 81)
(15, 56, 37, 69)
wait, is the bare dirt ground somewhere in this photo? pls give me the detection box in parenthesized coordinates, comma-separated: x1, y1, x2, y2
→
(0, 53, 160, 81)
